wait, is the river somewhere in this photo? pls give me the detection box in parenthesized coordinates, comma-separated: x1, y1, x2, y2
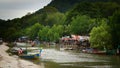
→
(31, 48, 120, 68)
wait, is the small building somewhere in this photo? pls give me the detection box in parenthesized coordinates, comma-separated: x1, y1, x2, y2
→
(60, 35, 90, 49)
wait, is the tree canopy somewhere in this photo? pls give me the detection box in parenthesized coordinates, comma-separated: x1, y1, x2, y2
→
(90, 20, 112, 49)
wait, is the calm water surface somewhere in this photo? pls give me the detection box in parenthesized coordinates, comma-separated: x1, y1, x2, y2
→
(31, 48, 120, 68)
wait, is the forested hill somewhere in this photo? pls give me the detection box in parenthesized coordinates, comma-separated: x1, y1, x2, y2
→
(0, 0, 120, 41)
(47, 0, 120, 12)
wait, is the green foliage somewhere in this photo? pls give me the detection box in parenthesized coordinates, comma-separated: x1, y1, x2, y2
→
(44, 12, 66, 26)
(51, 25, 64, 41)
(38, 26, 50, 41)
(62, 25, 71, 36)
(51, 25, 64, 36)
(36, 6, 58, 14)
(47, 29, 54, 41)
(0, 0, 120, 44)
(48, 0, 81, 12)
(24, 23, 43, 39)
(70, 15, 94, 35)
(38, 25, 64, 42)
(90, 20, 112, 49)
(48, 0, 120, 12)
(109, 10, 120, 49)
(66, 2, 120, 24)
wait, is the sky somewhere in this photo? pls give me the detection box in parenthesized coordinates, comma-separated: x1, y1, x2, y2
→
(0, 0, 52, 20)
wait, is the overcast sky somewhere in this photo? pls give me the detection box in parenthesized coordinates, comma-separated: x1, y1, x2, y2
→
(0, 0, 52, 20)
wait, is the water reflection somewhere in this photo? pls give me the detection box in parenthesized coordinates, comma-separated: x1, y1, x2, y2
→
(109, 56, 120, 68)
(31, 48, 120, 68)
(41, 49, 108, 63)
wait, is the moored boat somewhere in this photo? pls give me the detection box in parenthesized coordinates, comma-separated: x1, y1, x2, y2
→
(19, 47, 42, 59)
(19, 52, 40, 59)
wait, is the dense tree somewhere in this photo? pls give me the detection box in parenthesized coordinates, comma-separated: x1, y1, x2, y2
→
(0, 0, 120, 42)
(44, 12, 66, 26)
(109, 10, 120, 49)
(24, 23, 43, 39)
(51, 25, 64, 41)
(37, 24, 64, 42)
(90, 20, 112, 49)
(48, 0, 120, 12)
(66, 2, 120, 24)
(38, 26, 50, 41)
(0, 19, 6, 38)
(70, 15, 94, 35)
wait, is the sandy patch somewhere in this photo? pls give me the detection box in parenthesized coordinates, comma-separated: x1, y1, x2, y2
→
(0, 43, 41, 68)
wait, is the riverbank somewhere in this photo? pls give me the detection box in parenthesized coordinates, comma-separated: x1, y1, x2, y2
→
(0, 43, 41, 68)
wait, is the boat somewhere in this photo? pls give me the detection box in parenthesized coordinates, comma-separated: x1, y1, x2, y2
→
(14, 41, 42, 59)
(10, 47, 40, 53)
(19, 48, 42, 59)
(16, 42, 31, 47)
(19, 52, 40, 59)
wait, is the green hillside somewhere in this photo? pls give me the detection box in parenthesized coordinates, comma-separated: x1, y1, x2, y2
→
(0, 0, 120, 42)
(48, 0, 120, 12)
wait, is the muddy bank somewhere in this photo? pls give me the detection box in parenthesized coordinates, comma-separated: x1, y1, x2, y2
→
(0, 43, 41, 68)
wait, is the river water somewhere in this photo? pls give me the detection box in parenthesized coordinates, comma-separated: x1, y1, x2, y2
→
(31, 48, 120, 68)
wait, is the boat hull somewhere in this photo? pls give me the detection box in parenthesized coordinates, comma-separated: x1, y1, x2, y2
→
(20, 53, 40, 59)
